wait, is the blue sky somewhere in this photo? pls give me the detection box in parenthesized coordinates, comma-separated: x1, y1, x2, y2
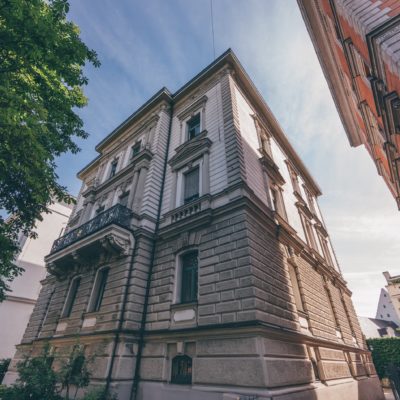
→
(59, 0, 400, 317)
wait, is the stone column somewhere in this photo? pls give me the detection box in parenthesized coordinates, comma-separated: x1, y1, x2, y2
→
(127, 170, 140, 210)
(132, 167, 148, 213)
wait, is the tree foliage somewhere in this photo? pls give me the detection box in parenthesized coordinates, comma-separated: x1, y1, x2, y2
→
(0, 0, 99, 300)
(367, 337, 400, 379)
(0, 343, 116, 400)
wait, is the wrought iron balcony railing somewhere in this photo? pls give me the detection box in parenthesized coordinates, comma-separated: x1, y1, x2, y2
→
(51, 204, 132, 254)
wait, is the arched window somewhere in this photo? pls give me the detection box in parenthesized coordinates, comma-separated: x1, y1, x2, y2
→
(171, 355, 192, 384)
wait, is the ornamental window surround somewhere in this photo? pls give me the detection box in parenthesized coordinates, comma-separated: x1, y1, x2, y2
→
(317, 232, 333, 267)
(286, 161, 301, 195)
(187, 113, 201, 140)
(87, 267, 109, 313)
(253, 114, 273, 158)
(299, 212, 317, 250)
(61, 276, 81, 319)
(177, 95, 207, 144)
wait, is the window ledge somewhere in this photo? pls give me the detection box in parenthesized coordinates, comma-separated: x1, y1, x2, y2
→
(171, 301, 198, 311)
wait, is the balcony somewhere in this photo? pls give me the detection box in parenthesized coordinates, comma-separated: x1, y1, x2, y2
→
(46, 204, 134, 277)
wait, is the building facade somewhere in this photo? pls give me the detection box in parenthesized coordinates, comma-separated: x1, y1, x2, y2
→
(5, 50, 383, 399)
(298, 0, 400, 208)
(0, 200, 72, 360)
(359, 316, 399, 339)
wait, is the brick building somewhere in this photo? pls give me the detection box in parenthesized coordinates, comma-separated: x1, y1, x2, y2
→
(4, 50, 383, 399)
(298, 0, 400, 208)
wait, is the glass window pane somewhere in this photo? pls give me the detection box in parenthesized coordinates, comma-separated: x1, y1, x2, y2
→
(187, 114, 201, 140)
(184, 167, 199, 204)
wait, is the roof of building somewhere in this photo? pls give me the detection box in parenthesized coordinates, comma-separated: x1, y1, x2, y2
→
(77, 49, 322, 195)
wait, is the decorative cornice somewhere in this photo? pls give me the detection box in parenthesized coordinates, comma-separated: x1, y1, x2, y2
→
(169, 132, 212, 171)
(259, 153, 285, 186)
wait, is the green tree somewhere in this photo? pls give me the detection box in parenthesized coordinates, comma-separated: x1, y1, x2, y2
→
(0, 0, 99, 301)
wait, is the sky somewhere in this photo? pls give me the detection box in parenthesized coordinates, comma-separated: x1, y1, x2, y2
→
(58, 0, 400, 317)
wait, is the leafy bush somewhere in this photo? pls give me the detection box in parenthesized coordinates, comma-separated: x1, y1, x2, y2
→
(367, 337, 400, 379)
(0, 343, 116, 400)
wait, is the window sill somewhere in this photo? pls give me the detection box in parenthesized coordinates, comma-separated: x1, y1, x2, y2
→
(171, 301, 198, 311)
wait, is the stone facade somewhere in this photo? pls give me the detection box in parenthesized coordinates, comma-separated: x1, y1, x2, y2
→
(297, 0, 400, 208)
(4, 50, 383, 399)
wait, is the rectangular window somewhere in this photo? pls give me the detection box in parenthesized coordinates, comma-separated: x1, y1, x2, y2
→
(303, 217, 317, 250)
(187, 113, 201, 140)
(318, 234, 333, 266)
(131, 141, 141, 158)
(270, 186, 286, 219)
(109, 159, 118, 178)
(184, 167, 199, 204)
(287, 164, 300, 194)
(62, 277, 81, 318)
(181, 252, 198, 303)
(88, 268, 109, 313)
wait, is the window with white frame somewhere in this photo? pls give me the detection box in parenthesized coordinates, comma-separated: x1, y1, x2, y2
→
(287, 163, 301, 194)
(301, 214, 317, 250)
(317, 233, 333, 266)
(187, 113, 201, 140)
(183, 166, 200, 204)
(270, 184, 287, 219)
(61, 276, 81, 318)
(88, 267, 109, 313)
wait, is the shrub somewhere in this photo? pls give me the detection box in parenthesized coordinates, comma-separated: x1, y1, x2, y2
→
(367, 337, 400, 379)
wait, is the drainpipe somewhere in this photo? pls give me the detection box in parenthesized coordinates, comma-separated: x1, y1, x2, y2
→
(130, 101, 174, 400)
(104, 226, 137, 394)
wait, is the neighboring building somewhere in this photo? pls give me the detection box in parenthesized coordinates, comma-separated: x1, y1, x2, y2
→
(376, 287, 400, 325)
(4, 50, 383, 399)
(380, 271, 400, 322)
(0, 201, 72, 359)
(359, 316, 400, 339)
(297, 0, 400, 208)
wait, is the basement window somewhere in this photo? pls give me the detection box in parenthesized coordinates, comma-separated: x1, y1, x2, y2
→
(171, 355, 192, 384)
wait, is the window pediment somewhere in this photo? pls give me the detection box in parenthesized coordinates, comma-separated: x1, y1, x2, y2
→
(259, 153, 285, 186)
(169, 133, 212, 171)
(177, 95, 208, 121)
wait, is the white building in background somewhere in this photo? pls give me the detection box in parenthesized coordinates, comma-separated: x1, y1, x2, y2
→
(0, 200, 72, 359)
(375, 272, 400, 326)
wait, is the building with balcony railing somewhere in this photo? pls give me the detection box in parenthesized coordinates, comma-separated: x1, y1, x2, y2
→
(4, 50, 383, 399)
(298, 0, 400, 209)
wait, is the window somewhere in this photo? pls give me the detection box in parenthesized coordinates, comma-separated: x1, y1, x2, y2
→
(270, 185, 286, 219)
(287, 163, 300, 194)
(109, 159, 119, 178)
(387, 313, 391, 317)
(171, 355, 192, 384)
(318, 234, 333, 266)
(303, 217, 317, 250)
(288, 264, 304, 312)
(180, 252, 198, 303)
(187, 113, 201, 140)
(131, 141, 141, 158)
(62, 277, 81, 318)
(184, 167, 199, 204)
(88, 268, 109, 313)
(383, 304, 386, 308)
(119, 191, 129, 207)
(304, 187, 316, 215)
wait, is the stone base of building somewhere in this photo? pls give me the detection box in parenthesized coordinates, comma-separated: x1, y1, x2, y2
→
(136, 377, 383, 400)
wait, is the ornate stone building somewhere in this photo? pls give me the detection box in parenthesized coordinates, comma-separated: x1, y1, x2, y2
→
(5, 50, 383, 399)
(298, 0, 400, 208)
